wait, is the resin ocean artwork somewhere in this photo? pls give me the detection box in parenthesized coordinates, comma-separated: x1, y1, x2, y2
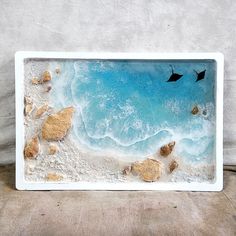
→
(17, 53, 223, 190)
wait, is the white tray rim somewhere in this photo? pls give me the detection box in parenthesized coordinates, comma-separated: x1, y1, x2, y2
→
(15, 51, 224, 191)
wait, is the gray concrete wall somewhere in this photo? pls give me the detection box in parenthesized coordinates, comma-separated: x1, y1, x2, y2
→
(0, 0, 235, 164)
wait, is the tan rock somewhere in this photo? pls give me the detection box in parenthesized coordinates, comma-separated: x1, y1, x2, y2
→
(46, 173, 63, 181)
(42, 107, 75, 141)
(160, 141, 175, 157)
(191, 105, 199, 115)
(24, 136, 40, 159)
(24, 96, 33, 116)
(31, 77, 40, 85)
(48, 144, 58, 155)
(35, 104, 49, 118)
(169, 160, 178, 173)
(25, 103, 33, 116)
(42, 71, 51, 82)
(131, 159, 162, 182)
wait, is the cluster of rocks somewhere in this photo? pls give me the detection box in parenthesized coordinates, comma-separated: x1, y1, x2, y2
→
(31, 71, 52, 84)
(24, 106, 75, 156)
(123, 141, 179, 182)
(24, 69, 75, 181)
(121, 104, 209, 182)
(124, 104, 209, 182)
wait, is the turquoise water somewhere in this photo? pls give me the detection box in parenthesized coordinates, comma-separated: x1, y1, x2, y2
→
(51, 59, 216, 163)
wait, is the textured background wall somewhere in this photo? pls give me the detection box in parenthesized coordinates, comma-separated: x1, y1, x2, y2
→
(0, 0, 235, 165)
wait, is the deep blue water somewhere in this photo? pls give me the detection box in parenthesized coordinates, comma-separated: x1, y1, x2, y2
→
(51, 59, 216, 163)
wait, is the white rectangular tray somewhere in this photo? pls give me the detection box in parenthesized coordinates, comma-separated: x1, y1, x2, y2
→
(15, 52, 224, 191)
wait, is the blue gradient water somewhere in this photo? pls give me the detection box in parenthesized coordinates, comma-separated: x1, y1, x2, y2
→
(51, 60, 216, 163)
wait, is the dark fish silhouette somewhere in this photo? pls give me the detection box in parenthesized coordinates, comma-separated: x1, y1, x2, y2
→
(167, 65, 183, 82)
(194, 69, 206, 82)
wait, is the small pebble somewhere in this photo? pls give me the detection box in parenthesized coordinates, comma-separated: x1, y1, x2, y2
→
(24, 136, 40, 159)
(35, 104, 49, 118)
(169, 160, 178, 173)
(55, 68, 61, 74)
(31, 77, 40, 85)
(46, 173, 63, 181)
(191, 105, 199, 115)
(160, 141, 175, 157)
(122, 166, 131, 175)
(202, 109, 207, 116)
(48, 144, 58, 155)
(45, 85, 52, 92)
(24, 96, 33, 116)
(42, 71, 52, 82)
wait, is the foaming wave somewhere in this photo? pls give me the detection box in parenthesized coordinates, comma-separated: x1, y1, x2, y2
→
(50, 62, 75, 108)
(74, 107, 174, 147)
(71, 108, 215, 161)
(176, 136, 215, 163)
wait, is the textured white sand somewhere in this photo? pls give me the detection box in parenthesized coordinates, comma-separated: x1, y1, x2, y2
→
(23, 59, 215, 183)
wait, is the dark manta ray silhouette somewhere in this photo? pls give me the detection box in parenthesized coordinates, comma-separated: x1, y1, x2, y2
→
(194, 69, 206, 82)
(167, 65, 183, 82)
